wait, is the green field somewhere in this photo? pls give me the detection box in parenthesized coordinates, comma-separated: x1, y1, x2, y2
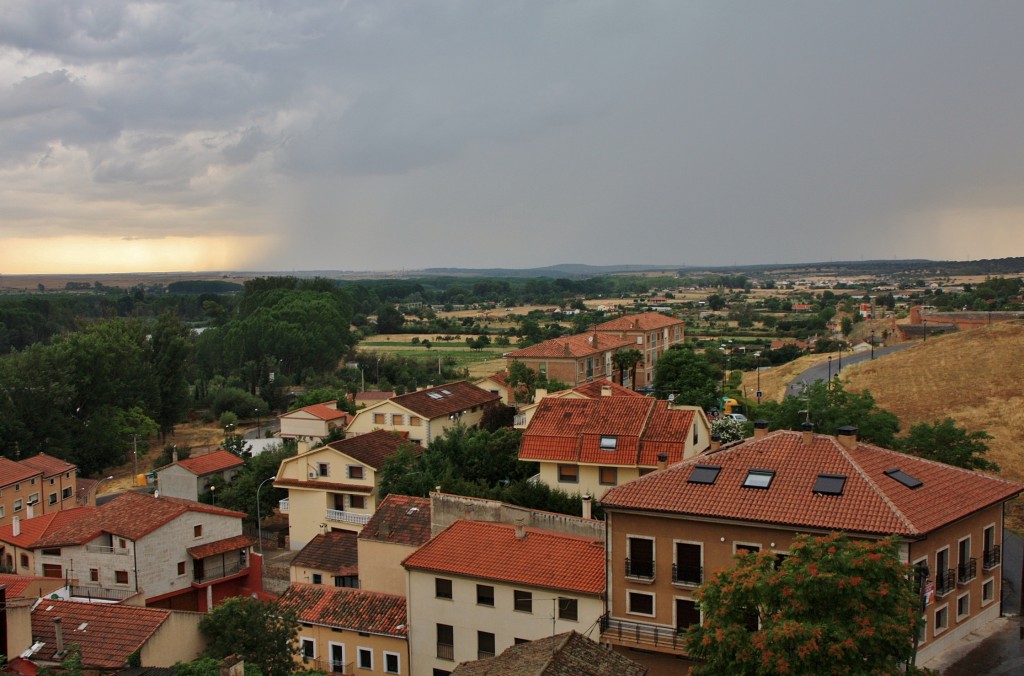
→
(357, 339, 507, 377)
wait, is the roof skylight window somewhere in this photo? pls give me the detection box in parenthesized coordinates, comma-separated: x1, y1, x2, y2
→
(441, 389, 454, 396)
(884, 468, 923, 489)
(427, 392, 443, 400)
(599, 436, 618, 451)
(812, 473, 847, 496)
(742, 469, 775, 489)
(688, 465, 722, 485)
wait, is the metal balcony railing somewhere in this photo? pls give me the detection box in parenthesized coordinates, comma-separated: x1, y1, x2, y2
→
(957, 558, 977, 585)
(279, 498, 289, 512)
(983, 546, 1001, 571)
(600, 614, 687, 654)
(436, 643, 454, 661)
(934, 568, 956, 597)
(69, 585, 138, 601)
(85, 544, 129, 555)
(194, 560, 246, 585)
(625, 558, 655, 580)
(672, 563, 703, 586)
(325, 508, 371, 526)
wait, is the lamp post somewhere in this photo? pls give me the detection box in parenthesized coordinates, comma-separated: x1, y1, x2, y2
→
(210, 484, 216, 505)
(256, 475, 277, 558)
(870, 329, 875, 360)
(827, 355, 832, 388)
(254, 408, 261, 439)
(837, 341, 842, 374)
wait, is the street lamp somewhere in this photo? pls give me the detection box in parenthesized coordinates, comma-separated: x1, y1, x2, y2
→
(827, 355, 833, 387)
(256, 475, 277, 558)
(870, 329, 875, 360)
(254, 408, 261, 438)
(210, 484, 216, 505)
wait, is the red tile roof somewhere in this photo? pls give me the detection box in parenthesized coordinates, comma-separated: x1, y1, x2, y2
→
(325, 429, 416, 470)
(274, 477, 374, 494)
(568, 380, 644, 398)
(0, 457, 41, 488)
(453, 631, 648, 676)
(31, 600, 172, 668)
(354, 391, 396, 403)
(292, 531, 359, 575)
(594, 311, 683, 332)
(390, 381, 500, 419)
(283, 400, 351, 421)
(402, 521, 604, 596)
(520, 398, 692, 466)
(175, 449, 244, 476)
(186, 534, 254, 559)
(19, 453, 76, 478)
(33, 492, 245, 547)
(600, 430, 1024, 536)
(505, 334, 633, 360)
(0, 573, 57, 598)
(359, 494, 431, 547)
(0, 508, 95, 549)
(278, 583, 407, 637)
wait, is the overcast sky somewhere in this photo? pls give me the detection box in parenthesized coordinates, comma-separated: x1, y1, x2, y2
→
(2, 1, 1024, 274)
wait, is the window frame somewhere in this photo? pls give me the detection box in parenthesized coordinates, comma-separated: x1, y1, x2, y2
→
(357, 646, 373, 670)
(383, 651, 401, 674)
(62, 486, 73, 500)
(955, 591, 970, 621)
(435, 577, 453, 600)
(374, 413, 386, 425)
(934, 604, 949, 635)
(194, 524, 203, 538)
(477, 630, 496, 659)
(476, 584, 495, 607)
(115, 570, 129, 585)
(557, 464, 579, 483)
(982, 577, 996, 606)
(599, 466, 617, 486)
(312, 573, 323, 585)
(513, 589, 533, 613)
(627, 590, 656, 617)
(300, 637, 316, 659)
(349, 494, 365, 510)
(557, 597, 578, 622)
(347, 465, 364, 480)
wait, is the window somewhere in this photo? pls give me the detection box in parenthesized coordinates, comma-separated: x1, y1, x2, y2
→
(476, 584, 494, 606)
(41, 548, 61, 557)
(13, 499, 22, 512)
(177, 561, 186, 576)
(983, 524, 1000, 570)
(19, 554, 28, 569)
(312, 573, 323, 585)
(14, 483, 19, 492)
(301, 637, 315, 659)
(599, 467, 617, 485)
(958, 537, 976, 584)
(514, 637, 529, 645)
(384, 651, 400, 674)
(358, 647, 373, 670)
(627, 536, 655, 579)
(49, 478, 55, 485)
(335, 575, 358, 588)
(743, 469, 775, 489)
(437, 624, 454, 660)
(812, 473, 847, 496)
(435, 577, 453, 599)
(936, 547, 953, 596)
(688, 464, 721, 485)
(119, 538, 127, 549)
(317, 462, 330, 477)
(557, 464, 578, 483)
(674, 542, 702, 585)
(558, 597, 578, 621)
(115, 570, 129, 584)
(350, 495, 365, 509)
(42, 563, 62, 578)
(194, 525, 203, 538)
(599, 435, 618, 450)
(0, 506, 4, 518)
(28, 492, 38, 505)
(477, 631, 495, 659)
(90, 568, 99, 582)
(693, 424, 699, 445)
(348, 465, 364, 480)
(62, 486, 72, 500)
(514, 589, 533, 613)
(410, 416, 422, 427)
(983, 578, 995, 604)
(374, 413, 385, 425)
(956, 593, 970, 620)
(935, 605, 949, 634)
(884, 468, 923, 489)
(392, 414, 403, 425)
(736, 543, 761, 556)
(628, 591, 655, 616)
(48, 492, 58, 505)
(676, 599, 701, 631)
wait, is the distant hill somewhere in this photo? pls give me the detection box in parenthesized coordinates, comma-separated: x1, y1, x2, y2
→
(417, 264, 685, 278)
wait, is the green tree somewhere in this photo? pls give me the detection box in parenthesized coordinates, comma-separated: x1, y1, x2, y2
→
(214, 443, 294, 522)
(756, 380, 900, 448)
(896, 418, 998, 472)
(653, 346, 720, 410)
(506, 360, 538, 404)
(612, 349, 643, 389)
(686, 533, 924, 675)
(376, 304, 405, 334)
(150, 310, 192, 438)
(198, 596, 298, 676)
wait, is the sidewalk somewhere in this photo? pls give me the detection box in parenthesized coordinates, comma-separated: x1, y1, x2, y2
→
(920, 615, 1024, 675)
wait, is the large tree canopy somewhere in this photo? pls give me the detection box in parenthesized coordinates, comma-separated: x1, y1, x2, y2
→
(686, 533, 925, 675)
(895, 418, 998, 472)
(653, 345, 721, 410)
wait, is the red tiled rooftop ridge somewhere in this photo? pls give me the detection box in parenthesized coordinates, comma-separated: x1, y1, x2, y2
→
(505, 333, 633, 360)
(402, 520, 604, 595)
(292, 530, 359, 575)
(359, 494, 431, 547)
(599, 430, 1024, 536)
(595, 311, 683, 332)
(176, 449, 244, 476)
(278, 583, 407, 637)
(569, 380, 645, 398)
(284, 400, 350, 421)
(0, 457, 41, 487)
(31, 600, 172, 668)
(19, 453, 76, 478)
(325, 429, 415, 469)
(390, 381, 500, 418)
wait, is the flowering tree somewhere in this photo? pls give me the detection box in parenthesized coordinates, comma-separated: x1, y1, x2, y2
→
(686, 533, 926, 675)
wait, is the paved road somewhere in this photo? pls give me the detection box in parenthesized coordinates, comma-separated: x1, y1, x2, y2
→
(785, 343, 917, 397)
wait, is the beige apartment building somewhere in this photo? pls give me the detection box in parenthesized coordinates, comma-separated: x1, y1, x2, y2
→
(594, 311, 686, 389)
(503, 333, 632, 388)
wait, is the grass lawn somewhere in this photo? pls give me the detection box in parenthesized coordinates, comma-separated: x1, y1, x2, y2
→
(358, 338, 508, 378)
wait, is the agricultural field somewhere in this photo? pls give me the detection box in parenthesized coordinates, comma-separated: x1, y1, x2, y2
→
(358, 336, 510, 378)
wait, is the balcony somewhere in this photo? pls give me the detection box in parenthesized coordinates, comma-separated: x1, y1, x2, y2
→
(935, 568, 956, 597)
(279, 498, 289, 512)
(300, 658, 353, 675)
(625, 558, 655, 581)
(673, 563, 703, 586)
(983, 545, 1001, 571)
(957, 558, 977, 585)
(69, 585, 139, 602)
(325, 508, 371, 526)
(85, 544, 129, 556)
(193, 559, 247, 586)
(600, 614, 687, 655)
(436, 643, 454, 661)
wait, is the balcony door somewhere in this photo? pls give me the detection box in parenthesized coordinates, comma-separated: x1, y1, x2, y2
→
(676, 598, 700, 632)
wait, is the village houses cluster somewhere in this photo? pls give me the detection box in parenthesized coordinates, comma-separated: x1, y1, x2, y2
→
(0, 311, 1018, 674)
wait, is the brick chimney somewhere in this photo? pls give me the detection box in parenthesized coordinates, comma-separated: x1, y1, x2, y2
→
(837, 425, 858, 450)
(514, 518, 526, 540)
(582, 494, 592, 520)
(54, 616, 64, 656)
(12, 516, 19, 537)
(657, 453, 669, 471)
(601, 384, 613, 397)
(801, 421, 814, 445)
(710, 434, 721, 452)
(753, 420, 769, 439)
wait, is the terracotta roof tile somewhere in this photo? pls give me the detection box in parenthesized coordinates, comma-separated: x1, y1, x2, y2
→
(278, 583, 407, 637)
(402, 521, 604, 596)
(292, 531, 359, 575)
(274, 477, 374, 494)
(390, 381, 500, 419)
(31, 600, 172, 668)
(595, 311, 684, 332)
(569, 380, 645, 398)
(18, 453, 76, 478)
(600, 430, 1024, 536)
(359, 494, 431, 547)
(0, 508, 95, 549)
(325, 429, 415, 470)
(505, 334, 633, 360)
(186, 534, 254, 559)
(175, 449, 244, 476)
(0, 457, 41, 488)
(284, 400, 351, 421)
(453, 631, 647, 676)
(0, 573, 56, 598)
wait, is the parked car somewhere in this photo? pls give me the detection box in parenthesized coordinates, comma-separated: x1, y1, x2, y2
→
(724, 413, 748, 422)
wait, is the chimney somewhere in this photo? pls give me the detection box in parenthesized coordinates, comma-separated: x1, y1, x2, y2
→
(601, 384, 613, 397)
(753, 420, 769, 439)
(172, 446, 179, 463)
(535, 388, 548, 401)
(54, 616, 64, 656)
(837, 425, 858, 450)
(582, 494, 592, 520)
(27, 503, 34, 519)
(297, 439, 311, 455)
(801, 421, 815, 445)
(710, 434, 721, 452)
(379, 518, 391, 539)
(12, 516, 19, 537)
(514, 518, 526, 540)
(657, 453, 669, 471)
(563, 342, 571, 355)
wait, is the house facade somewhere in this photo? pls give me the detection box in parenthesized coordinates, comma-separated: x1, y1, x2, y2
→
(503, 333, 632, 388)
(597, 425, 1023, 672)
(513, 379, 644, 429)
(276, 430, 414, 548)
(156, 449, 244, 502)
(279, 400, 352, 443)
(594, 312, 686, 390)
(345, 382, 501, 446)
(519, 396, 710, 500)
(0, 454, 81, 529)
(290, 530, 360, 588)
(402, 520, 605, 676)
(357, 494, 432, 596)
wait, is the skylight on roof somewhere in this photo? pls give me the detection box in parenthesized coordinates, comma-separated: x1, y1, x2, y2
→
(742, 469, 775, 489)
(688, 464, 722, 485)
(812, 473, 847, 496)
(427, 392, 443, 400)
(599, 436, 618, 451)
(884, 468, 923, 489)
(441, 389, 453, 396)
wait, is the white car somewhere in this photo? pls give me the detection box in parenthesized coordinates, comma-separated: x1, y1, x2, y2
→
(724, 413, 748, 422)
